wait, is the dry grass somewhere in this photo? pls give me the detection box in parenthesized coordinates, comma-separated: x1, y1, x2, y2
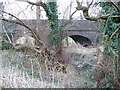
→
(64, 43, 97, 55)
(0, 50, 65, 88)
(0, 41, 99, 88)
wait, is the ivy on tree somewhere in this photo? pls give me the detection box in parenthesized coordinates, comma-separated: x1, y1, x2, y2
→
(46, 2, 64, 48)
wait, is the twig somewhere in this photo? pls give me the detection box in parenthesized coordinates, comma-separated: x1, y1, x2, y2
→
(2, 18, 44, 46)
(2, 11, 24, 24)
(26, 1, 52, 16)
(110, 0, 120, 12)
(108, 27, 119, 46)
(2, 23, 12, 44)
(63, 3, 72, 19)
(75, 0, 111, 21)
(16, 3, 30, 18)
(69, 10, 77, 20)
(88, 0, 94, 8)
(102, 16, 111, 39)
(1, 11, 46, 47)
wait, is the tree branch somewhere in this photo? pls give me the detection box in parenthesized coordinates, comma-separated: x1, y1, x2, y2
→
(110, 1, 120, 12)
(69, 10, 77, 20)
(109, 27, 120, 43)
(88, 0, 93, 8)
(75, 0, 111, 21)
(1, 11, 45, 47)
(26, 1, 52, 16)
(16, 0, 52, 16)
(2, 11, 24, 24)
(2, 18, 45, 46)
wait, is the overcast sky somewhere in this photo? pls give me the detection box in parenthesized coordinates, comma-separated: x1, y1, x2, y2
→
(0, 0, 102, 19)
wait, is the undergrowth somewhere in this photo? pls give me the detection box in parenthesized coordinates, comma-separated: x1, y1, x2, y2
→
(0, 44, 99, 88)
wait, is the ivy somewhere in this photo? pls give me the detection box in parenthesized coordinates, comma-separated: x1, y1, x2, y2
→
(100, 2, 120, 55)
(45, 1, 64, 48)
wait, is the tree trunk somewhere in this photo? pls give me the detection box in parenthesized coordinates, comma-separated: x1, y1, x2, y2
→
(117, 27, 120, 84)
(36, 4, 41, 46)
(117, 1, 120, 84)
(35, 1, 50, 47)
(0, 2, 3, 47)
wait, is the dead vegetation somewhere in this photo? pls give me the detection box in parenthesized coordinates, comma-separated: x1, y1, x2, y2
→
(1, 38, 119, 88)
(1, 41, 99, 88)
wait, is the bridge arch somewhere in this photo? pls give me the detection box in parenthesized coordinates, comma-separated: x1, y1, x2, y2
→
(69, 35, 91, 47)
(63, 20, 101, 46)
(63, 31, 97, 47)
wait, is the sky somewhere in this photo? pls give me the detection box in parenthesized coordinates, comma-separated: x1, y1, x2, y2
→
(0, 0, 102, 19)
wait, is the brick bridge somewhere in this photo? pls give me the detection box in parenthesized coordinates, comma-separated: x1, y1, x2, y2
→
(63, 20, 101, 46)
(3, 20, 101, 46)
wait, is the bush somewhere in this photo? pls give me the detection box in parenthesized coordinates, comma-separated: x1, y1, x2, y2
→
(1, 42, 13, 50)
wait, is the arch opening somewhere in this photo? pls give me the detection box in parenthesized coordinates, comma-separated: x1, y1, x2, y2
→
(69, 35, 92, 47)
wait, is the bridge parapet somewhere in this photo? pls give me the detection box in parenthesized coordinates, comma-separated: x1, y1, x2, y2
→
(64, 20, 101, 31)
